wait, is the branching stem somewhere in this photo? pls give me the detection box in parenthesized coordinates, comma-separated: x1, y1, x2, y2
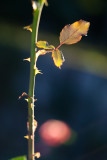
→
(55, 43, 63, 50)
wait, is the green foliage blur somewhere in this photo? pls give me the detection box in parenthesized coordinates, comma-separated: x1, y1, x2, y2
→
(10, 156, 27, 160)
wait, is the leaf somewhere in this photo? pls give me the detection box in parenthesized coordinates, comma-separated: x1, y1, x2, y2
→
(52, 49, 65, 69)
(10, 155, 27, 160)
(36, 41, 55, 50)
(60, 20, 90, 45)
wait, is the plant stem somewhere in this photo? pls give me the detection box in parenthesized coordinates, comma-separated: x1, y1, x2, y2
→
(28, 1, 44, 160)
(56, 43, 63, 50)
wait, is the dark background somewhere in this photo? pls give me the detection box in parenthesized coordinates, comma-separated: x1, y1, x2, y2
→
(0, 0, 107, 159)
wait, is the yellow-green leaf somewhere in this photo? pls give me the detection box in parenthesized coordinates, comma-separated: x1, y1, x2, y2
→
(10, 155, 27, 160)
(52, 49, 65, 69)
(36, 41, 55, 50)
(60, 20, 90, 45)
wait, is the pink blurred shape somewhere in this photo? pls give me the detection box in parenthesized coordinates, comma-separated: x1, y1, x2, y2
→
(39, 119, 71, 146)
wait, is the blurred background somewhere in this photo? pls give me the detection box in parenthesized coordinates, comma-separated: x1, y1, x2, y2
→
(0, 0, 107, 159)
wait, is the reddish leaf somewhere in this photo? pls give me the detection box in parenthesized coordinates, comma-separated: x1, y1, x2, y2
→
(60, 20, 90, 45)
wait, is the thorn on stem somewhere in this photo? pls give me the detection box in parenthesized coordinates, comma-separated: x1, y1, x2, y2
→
(23, 57, 31, 62)
(18, 92, 28, 100)
(25, 98, 28, 102)
(24, 135, 33, 140)
(32, 152, 41, 158)
(34, 99, 37, 102)
(34, 119, 38, 132)
(24, 26, 32, 32)
(18, 92, 35, 101)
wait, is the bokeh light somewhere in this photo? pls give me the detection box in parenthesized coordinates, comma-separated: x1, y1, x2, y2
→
(39, 119, 71, 146)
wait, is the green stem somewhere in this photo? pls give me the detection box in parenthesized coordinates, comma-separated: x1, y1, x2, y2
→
(28, 1, 44, 160)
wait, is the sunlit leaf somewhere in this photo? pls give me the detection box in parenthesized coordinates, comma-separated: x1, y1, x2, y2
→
(60, 20, 90, 45)
(10, 155, 27, 160)
(36, 41, 55, 49)
(52, 49, 65, 69)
